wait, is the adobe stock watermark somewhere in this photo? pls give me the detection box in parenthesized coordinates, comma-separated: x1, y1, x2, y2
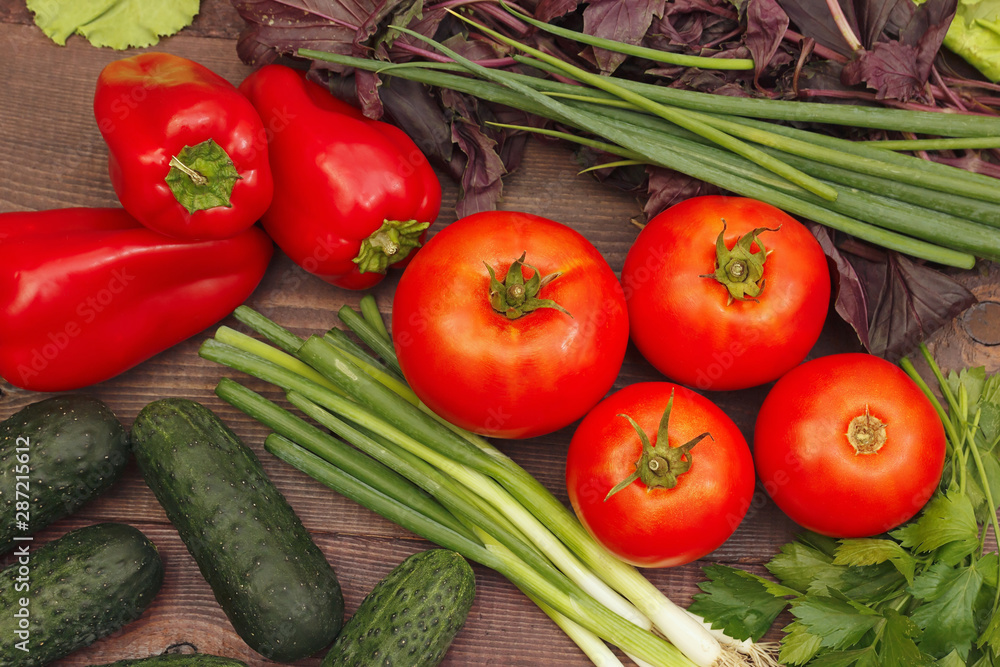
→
(10, 435, 33, 655)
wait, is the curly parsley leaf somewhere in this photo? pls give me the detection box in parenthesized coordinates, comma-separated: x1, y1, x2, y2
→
(26, 0, 199, 50)
(688, 564, 795, 641)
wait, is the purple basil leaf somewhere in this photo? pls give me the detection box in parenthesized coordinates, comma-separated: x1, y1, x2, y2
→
(865, 253, 977, 360)
(451, 119, 507, 217)
(582, 0, 667, 73)
(854, 0, 898, 49)
(440, 31, 508, 60)
(644, 166, 721, 218)
(379, 77, 455, 167)
(535, 0, 582, 22)
(776, 0, 856, 56)
(355, 67, 385, 118)
(898, 0, 957, 81)
(895, 0, 955, 45)
(231, 0, 395, 66)
(743, 0, 791, 85)
(842, 41, 924, 100)
(374, 0, 427, 52)
(807, 223, 870, 349)
(441, 90, 508, 217)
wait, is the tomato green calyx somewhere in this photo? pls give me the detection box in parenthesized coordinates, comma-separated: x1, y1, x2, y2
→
(165, 139, 243, 214)
(485, 252, 572, 320)
(706, 220, 779, 304)
(846, 406, 887, 455)
(355, 219, 431, 275)
(605, 390, 712, 500)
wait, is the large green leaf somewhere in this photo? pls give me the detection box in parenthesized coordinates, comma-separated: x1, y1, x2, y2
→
(26, 0, 200, 50)
(941, 0, 1000, 81)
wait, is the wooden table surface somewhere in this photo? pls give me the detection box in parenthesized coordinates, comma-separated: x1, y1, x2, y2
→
(2, 2, 999, 665)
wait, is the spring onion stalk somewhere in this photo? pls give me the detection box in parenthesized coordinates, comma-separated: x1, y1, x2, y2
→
(503, 55, 1000, 137)
(359, 294, 391, 341)
(525, 592, 629, 667)
(286, 385, 653, 631)
(301, 50, 980, 267)
(861, 137, 1000, 151)
(263, 431, 484, 549)
(238, 407, 696, 666)
(516, 66, 1000, 205)
(207, 335, 657, 638)
(228, 380, 646, 664)
(490, 118, 1000, 261)
(215, 326, 341, 393)
(569, 100, 1000, 229)
(337, 305, 405, 377)
(233, 304, 304, 355)
(498, 1, 753, 71)
(200, 316, 755, 667)
(265, 424, 638, 654)
(320, 310, 764, 666)
(291, 337, 733, 666)
(282, 388, 560, 578)
(322, 328, 409, 386)
(335, 50, 1000, 229)
(214, 376, 474, 540)
(400, 20, 837, 202)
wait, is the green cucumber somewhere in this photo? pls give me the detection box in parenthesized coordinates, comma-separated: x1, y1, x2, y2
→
(323, 549, 476, 667)
(0, 522, 164, 667)
(131, 398, 344, 662)
(0, 395, 129, 554)
(92, 654, 248, 666)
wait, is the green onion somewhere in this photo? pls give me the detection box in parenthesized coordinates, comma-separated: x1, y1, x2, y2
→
(359, 294, 392, 342)
(862, 137, 1000, 151)
(411, 16, 838, 202)
(337, 304, 404, 378)
(300, 49, 986, 268)
(499, 1, 755, 71)
(212, 372, 697, 666)
(200, 307, 770, 667)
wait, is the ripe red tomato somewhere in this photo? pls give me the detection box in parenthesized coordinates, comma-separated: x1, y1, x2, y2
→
(621, 196, 831, 391)
(391, 211, 629, 439)
(566, 382, 755, 567)
(754, 353, 947, 538)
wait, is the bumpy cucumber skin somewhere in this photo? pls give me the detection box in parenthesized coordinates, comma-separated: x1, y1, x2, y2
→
(92, 654, 248, 666)
(0, 395, 129, 554)
(0, 522, 164, 667)
(323, 549, 476, 667)
(131, 398, 344, 662)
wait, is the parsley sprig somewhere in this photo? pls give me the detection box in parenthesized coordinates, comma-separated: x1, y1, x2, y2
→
(689, 343, 1000, 665)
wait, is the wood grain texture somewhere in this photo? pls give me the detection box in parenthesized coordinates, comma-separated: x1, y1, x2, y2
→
(0, 12, 997, 667)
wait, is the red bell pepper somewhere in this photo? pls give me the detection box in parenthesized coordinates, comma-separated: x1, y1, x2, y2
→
(94, 53, 273, 241)
(0, 208, 273, 392)
(238, 64, 442, 290)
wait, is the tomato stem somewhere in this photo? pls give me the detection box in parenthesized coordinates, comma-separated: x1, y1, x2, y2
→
(605, 390, 712, 500)
(485, 252, 572, 319)
(846, 406, 887, 455)
(706, 220, 778, 304)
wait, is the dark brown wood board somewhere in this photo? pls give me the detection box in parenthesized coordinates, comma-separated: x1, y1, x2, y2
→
(1, 4, 998, 666)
